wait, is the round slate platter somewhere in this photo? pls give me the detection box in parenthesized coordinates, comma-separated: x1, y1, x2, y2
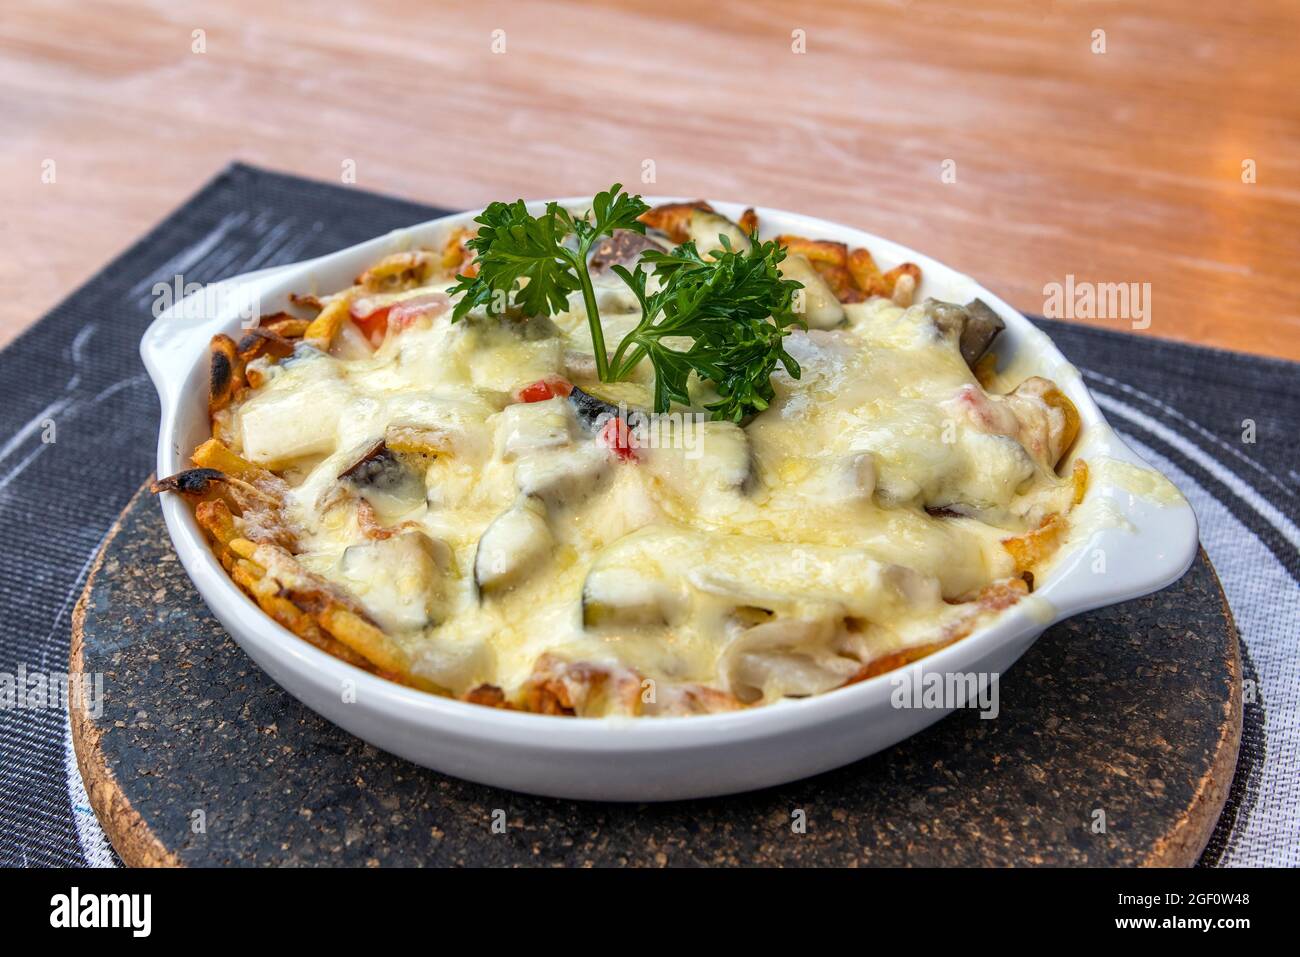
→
(70, 483, 1240, 867)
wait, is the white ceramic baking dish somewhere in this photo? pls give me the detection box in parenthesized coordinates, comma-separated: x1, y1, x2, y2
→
(141, 197, 1199, 800)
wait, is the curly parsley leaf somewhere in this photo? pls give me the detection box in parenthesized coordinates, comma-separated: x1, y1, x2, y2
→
(447, 184, 648, 379)
(447, 184, 803, 418)
(448, 199, 578, 321)
(609, 236, 805, 421)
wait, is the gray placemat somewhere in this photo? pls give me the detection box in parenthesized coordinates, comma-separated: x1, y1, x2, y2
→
(0, 163, 1294, 866)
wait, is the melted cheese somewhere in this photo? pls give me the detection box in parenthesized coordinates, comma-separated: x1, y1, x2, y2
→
(228, 277, 1076, 712)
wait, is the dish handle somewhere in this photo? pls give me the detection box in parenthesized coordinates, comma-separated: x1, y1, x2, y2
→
(1043, 443, 1200, 620)
(139, 267, 286, 408)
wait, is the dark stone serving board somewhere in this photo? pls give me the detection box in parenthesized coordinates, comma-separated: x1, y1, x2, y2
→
(70, 483, 1240, 867)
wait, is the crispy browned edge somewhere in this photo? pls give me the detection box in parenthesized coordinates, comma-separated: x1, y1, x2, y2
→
(69, 481, 183, 868)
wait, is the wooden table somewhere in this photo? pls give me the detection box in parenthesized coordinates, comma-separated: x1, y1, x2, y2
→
(3, 0, 1297, 359)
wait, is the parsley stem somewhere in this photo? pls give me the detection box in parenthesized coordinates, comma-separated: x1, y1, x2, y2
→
(611, 342, 646, 381)
(573, 251, 610, 381)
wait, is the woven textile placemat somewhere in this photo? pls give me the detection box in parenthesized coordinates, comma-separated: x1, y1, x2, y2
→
(0, 164, 1294, 866)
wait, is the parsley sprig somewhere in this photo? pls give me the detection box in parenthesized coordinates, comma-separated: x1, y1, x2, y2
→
(448, 184, 803, 419)
(449, 185, 648, 380)
(608, 238, 803, 421)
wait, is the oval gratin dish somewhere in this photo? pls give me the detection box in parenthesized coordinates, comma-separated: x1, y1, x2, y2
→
(141, 198, 1199, 800)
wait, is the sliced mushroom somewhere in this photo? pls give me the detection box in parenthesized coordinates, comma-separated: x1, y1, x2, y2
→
(962, 299, 1005, 364)
(473, 499, 553, 593)
(721, 617, 859, 703)
(1001, 376, 1081, 469)
(779, 253, 846, 329)
(338, 440, 426, 512)
(588, 229, 669, 273)
(923, 298, 1005, 368)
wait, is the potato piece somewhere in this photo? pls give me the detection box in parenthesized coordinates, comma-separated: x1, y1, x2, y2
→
(777, 236, 848, 267)
(441, 227, 477, 277)
(1040, 385, 1082, 466)
(845, 250, 922, 302)
(779, 253, 846, 329)
(637, 201, 714, 243)
(231, 559, 344, 661)
(814, 264, 865, 303)
(356, 250, 437, 292)
(209, 334, 244, 412)
(236, 328, 295, 363)
(339, 531, 450, 632)
(239, 377, 348, 465)
(518, 653, 643, 717)
(1002, 514, 1066, 571)
(385, 424, 454, 457)
(303, 293, 355, 346)
(891, 272, 917, 307)
(495, 398, 574, 461)
(847, 247, 884, 295)
(463, 684, 512, 708)
(317, 605, 412, 676)
(1004, 377, 1081, 469)
(259, 314, 310, 339)
(195, 498, 239, 546)
(884, 263, 921, 306)
(289, 292, 323, 311)
(1072, 458, 1089, 504)
(191, 438, 262, 477)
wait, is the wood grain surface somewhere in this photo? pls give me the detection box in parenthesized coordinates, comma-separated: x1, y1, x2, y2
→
(3, 0, 1298, 358)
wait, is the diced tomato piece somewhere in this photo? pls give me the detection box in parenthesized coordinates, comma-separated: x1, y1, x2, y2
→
(350, 293, 450, 348)
(598, 417, 638, 462)
(349, 301, 392, 346)
(515, 376, 574, 403)
(389, 293, 450, 330)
